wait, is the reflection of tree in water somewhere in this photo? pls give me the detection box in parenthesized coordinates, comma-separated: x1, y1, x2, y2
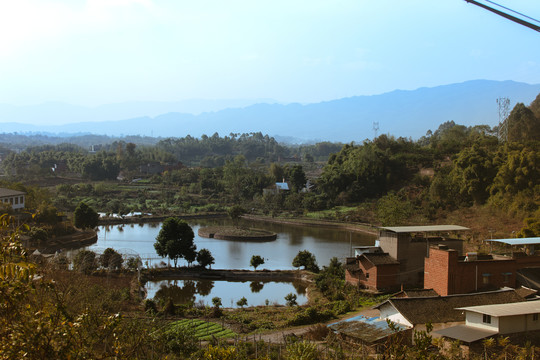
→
(288, 231, 303, 246)
(154, 280, 197, 305)
(292, 281, 307, 296)
(249, 281, 264, 293)
(196, 280, 214, 296)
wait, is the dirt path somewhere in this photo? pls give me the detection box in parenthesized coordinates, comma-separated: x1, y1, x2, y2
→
(255, 308, 380, 343)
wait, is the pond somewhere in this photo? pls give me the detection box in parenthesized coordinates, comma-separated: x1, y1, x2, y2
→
(85, 217, 376, 306)
(89, 218, 376, 270)
(147, 279, 308, 307)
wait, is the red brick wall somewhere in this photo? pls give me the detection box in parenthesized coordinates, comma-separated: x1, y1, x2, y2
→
(424, 248, 457, 296)
(424, 248, 540, 295)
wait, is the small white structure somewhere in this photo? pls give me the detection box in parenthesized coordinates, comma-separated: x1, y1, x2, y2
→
(0, 188, 26, 210)
(458, 301, 540, 334)
(436, 300, 540, 343)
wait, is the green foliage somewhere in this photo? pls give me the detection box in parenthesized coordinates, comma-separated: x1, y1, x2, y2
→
(287, 164, 307, 192)
(518, 212, 540, 237)
(292, 250, 319, 273)
(73, 201, 99, 229)
(285, 293, 298, 307)
(157, 320, 199, 357)
(154, 217, 196, 267)
(250, 255, 265, 270)
(196, 248, 215, 269)
(287, 307, 334, 326)
(285, 341, 319, 360)
(451, 143, 497, 205)
(507, 102, 540, 142)
(73, 249, 97, 275)
(227, 204, 246, 225)
(376, 192, 414, 226)
(99, 247, 123, 270)
(236, 296, 248, 308)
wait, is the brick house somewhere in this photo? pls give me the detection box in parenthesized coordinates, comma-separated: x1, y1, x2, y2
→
(378, 225, 468, 287)
(345, 252, 400, 292)
(425, 241, 540, 296)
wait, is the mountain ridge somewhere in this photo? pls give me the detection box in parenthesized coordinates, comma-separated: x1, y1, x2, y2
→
(1, 80, 539, 142)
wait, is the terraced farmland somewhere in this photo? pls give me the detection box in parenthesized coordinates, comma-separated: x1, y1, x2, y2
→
(169, 319, 237, 341)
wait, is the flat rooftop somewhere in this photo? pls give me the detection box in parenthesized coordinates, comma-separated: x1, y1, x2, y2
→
(486, 237, 540, 246)
(379, 225, 470, 233)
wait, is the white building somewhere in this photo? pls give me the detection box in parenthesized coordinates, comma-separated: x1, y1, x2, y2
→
(0, 188, 26, 211)
(436, 300, 540, 343)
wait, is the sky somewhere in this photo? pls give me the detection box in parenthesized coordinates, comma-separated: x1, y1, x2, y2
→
(0, 0, 539, 107)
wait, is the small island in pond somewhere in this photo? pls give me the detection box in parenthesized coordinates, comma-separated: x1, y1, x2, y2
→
(198, 226, 277, 241)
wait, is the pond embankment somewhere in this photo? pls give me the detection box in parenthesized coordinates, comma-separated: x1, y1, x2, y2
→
(141, 268, 313, 284)
(198, 226, 277, 241)
(98, 213, 228, 225)
(240, 215, 377, 235)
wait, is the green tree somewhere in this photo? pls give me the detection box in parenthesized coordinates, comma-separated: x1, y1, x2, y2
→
(236, 297, 248, 308)
(376, 192, 414, 226)
(196, 248, 215, 269)
(73, 249, 98, 275)
(154, 217, 196, 267)
(73, 201, 99, 229)
(100, 248, 123, 270)
(287, 164, 307, 192)
(451, 143, 497, 205)
(250, 255, 265, 270)
(292, 250, 319, 273)
(285, 293, 298, 307)
(227, 205, 245, 227)
(506, 102, 540, 142)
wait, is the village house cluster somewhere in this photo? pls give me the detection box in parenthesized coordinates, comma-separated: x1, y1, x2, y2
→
(339, 225, 540, 353)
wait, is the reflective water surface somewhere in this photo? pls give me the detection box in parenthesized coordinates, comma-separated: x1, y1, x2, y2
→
(90, 218, 376, 270)
(147, 279, 308, 307)
(87, 218, 375, 305)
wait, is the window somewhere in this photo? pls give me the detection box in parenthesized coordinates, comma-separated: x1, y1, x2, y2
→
(482, 273, 491, 285)
(14, 197, 18, 205)
(533, 314, 539, 321)
(502, 272, 512, 283)
(483, 314, 491, 324)
(365, 272, 370, 279)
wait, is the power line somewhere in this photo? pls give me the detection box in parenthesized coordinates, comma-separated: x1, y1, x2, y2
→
(483, 0, 540, 25)
(464, 0, 540, 33)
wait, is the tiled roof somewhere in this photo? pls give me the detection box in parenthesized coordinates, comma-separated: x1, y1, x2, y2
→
(375, 289, 524, 325)
(362, 252, 400, 266)
(0, 188, 25, 197)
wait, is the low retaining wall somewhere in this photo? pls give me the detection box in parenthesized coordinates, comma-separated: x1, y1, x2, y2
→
(198, 227, 277, 241)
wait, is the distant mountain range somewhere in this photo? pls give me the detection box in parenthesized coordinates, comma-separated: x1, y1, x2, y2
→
(1, 80, 539, 143)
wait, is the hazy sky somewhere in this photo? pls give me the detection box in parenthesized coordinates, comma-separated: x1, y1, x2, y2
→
(0, 0, 539, 106)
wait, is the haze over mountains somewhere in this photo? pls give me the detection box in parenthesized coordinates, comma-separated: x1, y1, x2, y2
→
(1, 80, 539, 143)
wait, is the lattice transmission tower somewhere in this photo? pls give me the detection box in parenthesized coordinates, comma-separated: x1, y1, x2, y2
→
(496, 97, 510, 142)
(373, 122, 379, 140)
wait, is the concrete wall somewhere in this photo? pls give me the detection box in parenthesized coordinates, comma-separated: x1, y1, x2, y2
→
(465, 311, 499, 332)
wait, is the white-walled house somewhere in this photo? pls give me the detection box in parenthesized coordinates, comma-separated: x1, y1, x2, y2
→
(435, 300, 540, 343)
(458, 301, 540, 334)
(0, 188, 26, 211)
